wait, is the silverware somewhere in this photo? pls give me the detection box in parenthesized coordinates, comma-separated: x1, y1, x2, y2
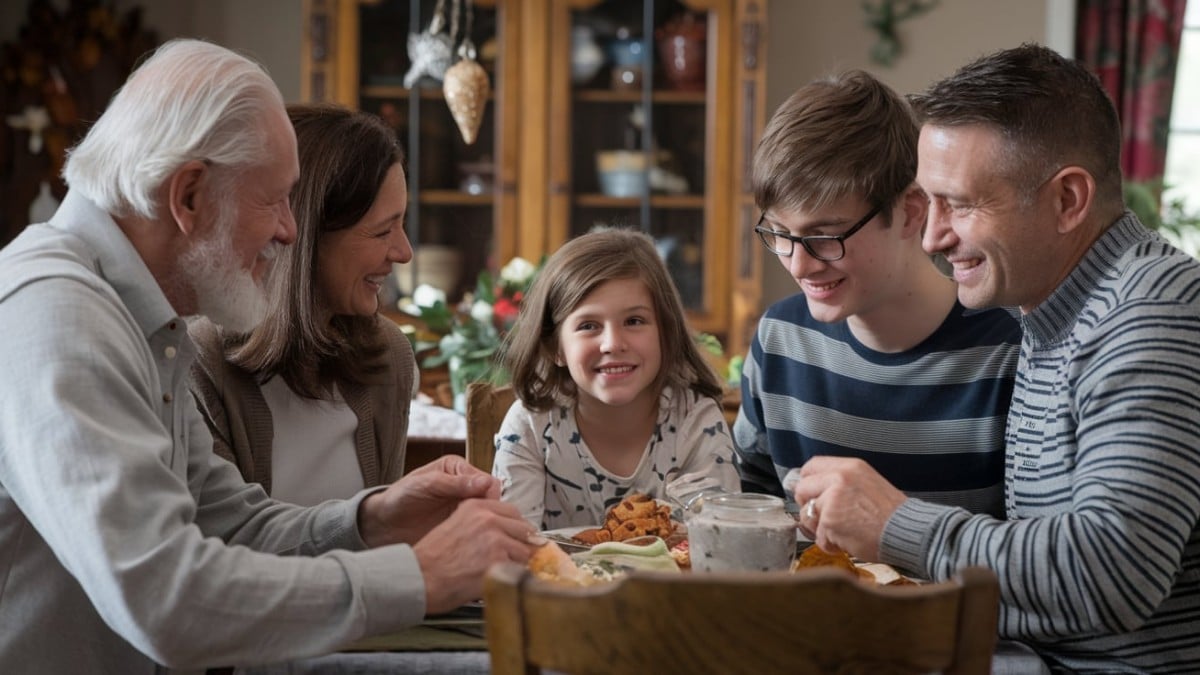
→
(541, 532, 592, 552)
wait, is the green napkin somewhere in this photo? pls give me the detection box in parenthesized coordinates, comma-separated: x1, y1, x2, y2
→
(572, 538, 681, 575)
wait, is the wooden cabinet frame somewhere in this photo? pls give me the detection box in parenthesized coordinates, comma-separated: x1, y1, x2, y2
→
(300, 0, 765, 356)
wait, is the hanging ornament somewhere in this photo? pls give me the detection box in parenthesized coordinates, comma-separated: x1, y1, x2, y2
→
(6, 105, 51, 154)
(443, 48, 489, 144)
(443, 0, 490, 144)
(403, 0, 455, 87)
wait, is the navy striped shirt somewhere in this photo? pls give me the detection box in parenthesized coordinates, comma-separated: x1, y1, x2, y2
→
(883, 213, 1200, 673)
(733, 292, 1021, 516)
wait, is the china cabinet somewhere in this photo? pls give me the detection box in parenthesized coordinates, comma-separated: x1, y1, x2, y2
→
(300, 0, 767, 356)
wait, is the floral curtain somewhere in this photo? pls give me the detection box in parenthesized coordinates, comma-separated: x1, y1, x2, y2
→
(1076, 0, 1187, 182)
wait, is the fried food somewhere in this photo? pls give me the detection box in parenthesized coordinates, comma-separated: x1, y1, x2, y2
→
(792, 544, 875, 582)
(571, 493, 675, 545)
(529, 541, 597, 585)
(608, 493, 662, 522)
(530, 541, 578, 581)
(570, 527, 612, 545)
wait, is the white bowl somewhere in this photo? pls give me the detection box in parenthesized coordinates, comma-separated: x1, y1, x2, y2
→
(596, 151, 648, 197)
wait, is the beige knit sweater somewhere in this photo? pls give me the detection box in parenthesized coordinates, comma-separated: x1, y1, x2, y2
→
(188, 318, 417, 494)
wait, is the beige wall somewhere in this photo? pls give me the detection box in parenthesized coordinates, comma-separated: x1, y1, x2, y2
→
(2, 0, 1069, 309)
(129, 0, 303, 102)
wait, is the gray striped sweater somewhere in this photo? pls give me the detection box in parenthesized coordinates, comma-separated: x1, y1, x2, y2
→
(882, 212, 1200, 673)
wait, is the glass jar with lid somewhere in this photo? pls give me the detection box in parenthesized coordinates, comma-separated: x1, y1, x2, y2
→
(688, 493, 797, 573)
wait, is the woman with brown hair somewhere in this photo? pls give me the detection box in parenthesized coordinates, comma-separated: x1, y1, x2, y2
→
(190, 103, 417, 504)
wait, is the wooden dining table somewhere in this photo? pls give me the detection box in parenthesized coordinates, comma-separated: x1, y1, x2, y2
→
(237, 387, 741, 673)
(237, 613, 490, 674)
(230, 398, 483, 673)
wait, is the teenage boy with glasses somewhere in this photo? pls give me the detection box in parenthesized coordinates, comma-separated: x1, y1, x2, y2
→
(733, 70, 1023, 523)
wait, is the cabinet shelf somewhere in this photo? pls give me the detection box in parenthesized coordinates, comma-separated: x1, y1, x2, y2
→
(361, 84, 496, 102)
(574, 193, 703, 209)
(574, 89, 706, 105)
(419, 190, 494, 206)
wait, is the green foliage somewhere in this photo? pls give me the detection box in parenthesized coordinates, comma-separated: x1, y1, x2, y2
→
(862, 0, 939, 66)
(694, 332, 724, 356)
(1124, 180, 1200, 239)
(408, 298, 455, 339)
(693, 332, 744, 387)
(404, 257, 542, 395)
(726, 354, 744, 387)
(1123, 180, 1163, 229)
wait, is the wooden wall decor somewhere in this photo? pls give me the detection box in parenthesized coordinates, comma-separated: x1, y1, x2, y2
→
(0, 0, 158, 247)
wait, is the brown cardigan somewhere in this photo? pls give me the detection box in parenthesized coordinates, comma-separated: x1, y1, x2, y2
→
(187, 318, 417, 494)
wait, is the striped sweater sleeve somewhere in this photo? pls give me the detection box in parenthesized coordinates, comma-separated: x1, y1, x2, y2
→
(881, 217, 1200, 671)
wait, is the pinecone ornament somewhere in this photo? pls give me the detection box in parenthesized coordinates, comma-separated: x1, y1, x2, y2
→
(443, 56, 490, 145)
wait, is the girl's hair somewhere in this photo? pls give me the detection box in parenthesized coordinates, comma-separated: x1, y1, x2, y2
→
(228, 103, 405, 398)
(504, 228, 723, 411)
(64, 39, 282, 222)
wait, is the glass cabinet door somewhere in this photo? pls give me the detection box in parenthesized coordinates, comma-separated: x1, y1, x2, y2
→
(547, 0, 734, 334)
(301, 0, 765, 350)
(303, 0, 518, 304)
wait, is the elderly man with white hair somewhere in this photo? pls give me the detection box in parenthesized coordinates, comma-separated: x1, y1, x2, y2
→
(0, 39, 537, 673)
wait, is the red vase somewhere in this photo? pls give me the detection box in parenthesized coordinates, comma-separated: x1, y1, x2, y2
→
(657, 13, 706, 91)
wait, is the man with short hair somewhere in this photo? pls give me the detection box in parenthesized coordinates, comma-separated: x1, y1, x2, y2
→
(793, 44, 1200, 671)
(734, 70, 1021, 517)
(0, 39, 536, 672)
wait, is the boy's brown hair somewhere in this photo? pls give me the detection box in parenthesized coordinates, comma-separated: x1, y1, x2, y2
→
(753, 69, 917, 219)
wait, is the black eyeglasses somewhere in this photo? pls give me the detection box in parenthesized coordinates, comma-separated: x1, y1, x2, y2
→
(754, 205, 882, 262)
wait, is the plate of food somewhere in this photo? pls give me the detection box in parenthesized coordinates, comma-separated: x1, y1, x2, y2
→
(530, 493, 691, 584)
(569, 493, 679, 545)
(791, 544, 917, 586)
(530, 535, 685, 585)
(528, 493, 919, 585)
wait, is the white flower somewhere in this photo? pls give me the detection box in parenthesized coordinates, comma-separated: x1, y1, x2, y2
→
(499, 257, 536, 285)
(412, 283, 447, 308)
(469, 299, 494, 323)
(439, 331, 467, 353)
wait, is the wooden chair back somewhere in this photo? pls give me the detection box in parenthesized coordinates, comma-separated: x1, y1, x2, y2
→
(484, 563, 1000, 675)
(465, 381, 516, 473)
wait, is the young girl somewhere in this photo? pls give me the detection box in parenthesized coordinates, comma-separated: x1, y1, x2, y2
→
(493, 229, 740, 530)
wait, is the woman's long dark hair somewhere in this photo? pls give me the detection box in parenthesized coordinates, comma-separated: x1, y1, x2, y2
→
(229, 103, 405, 398)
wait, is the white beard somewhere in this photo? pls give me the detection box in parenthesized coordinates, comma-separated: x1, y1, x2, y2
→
(179, 208, 278, 333)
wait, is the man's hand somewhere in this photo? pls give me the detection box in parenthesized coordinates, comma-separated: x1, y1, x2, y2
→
(414, 498, 538, 615)
(791, 456, 907, 562)
(358, 455, 502, 548)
